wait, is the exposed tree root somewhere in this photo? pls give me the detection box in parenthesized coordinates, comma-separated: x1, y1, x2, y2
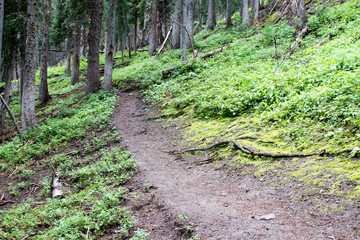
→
(183, 140, 353, 159)
(147, 111, 185, 121)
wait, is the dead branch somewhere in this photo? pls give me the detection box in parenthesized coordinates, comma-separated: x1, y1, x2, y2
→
(183, 140, 353, 159)
(155, 26, 173, 60)
(0, 94, 22, 137)
(275, 24, 309, 74)
(0, 200, 15, 206)
(147, 111, 185, 121)
(173, 21, 195, 58)
(285, 24, 309, 59)
(316, 34, 331, 47)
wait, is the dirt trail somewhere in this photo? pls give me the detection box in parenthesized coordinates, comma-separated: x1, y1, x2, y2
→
(112, 90, 359, 240)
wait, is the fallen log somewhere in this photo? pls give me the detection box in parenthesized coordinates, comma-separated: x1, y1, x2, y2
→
(52, 175, 64, 198)
(182, 140, 353, 159)
(316, 34, 331, 47)
(198, 47, 225, 59)
(162, 47, 226, 78)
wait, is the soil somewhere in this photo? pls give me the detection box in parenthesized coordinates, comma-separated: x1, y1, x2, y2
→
(112, 90, 360, 240)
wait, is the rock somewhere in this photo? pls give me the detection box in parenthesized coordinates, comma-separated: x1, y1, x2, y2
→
(257, 213, 276, 220)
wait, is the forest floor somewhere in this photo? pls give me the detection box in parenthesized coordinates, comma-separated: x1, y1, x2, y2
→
(111, 90, 360, 240)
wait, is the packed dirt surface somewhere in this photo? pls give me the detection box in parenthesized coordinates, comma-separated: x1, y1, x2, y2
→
(112, 90, 360, 240)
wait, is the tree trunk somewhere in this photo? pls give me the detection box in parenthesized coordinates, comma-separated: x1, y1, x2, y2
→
(64, 30, 72, 75)
(0, 53, 15, 129)
(80, 27, 88, 58)
(242, 0, 250, 27)
(87, 0, 103, 93)
(0, 0, 4, 84)
(291, 0, 307, 27)
(22, 0, 38, 131)
(207, 0, 216, 30)
(104, 0, 116, 91)
(0, 93, 22, 137)
(71, 21, 81, 85)
(253, 0, 259, 24)
(134, 10, 138, 52)
(172, 0, 183, 49)
(39, 0, 51, 104)
(149, 0, 157, 55)
(181, 0, 194, 62)
(226, 0, 233, 27)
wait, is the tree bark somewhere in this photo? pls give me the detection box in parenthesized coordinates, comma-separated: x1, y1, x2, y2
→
(291, 0, 307, 27)
(253, 0, 259, 24)
(0, 0, 4, 84)
(226, 0, 233, 27)
(39, 0, 51, 104)
(149, 0, 157, 55)
(0, 94, 22, 137)
(22, 0, 38, 131)
(242, 0, 250, 27)
(207, 0, 216, 30)
(0, 51, 15, 129)
(87, 0, 103, 93)
(104, 0, 116, 91)
(71, 21, 81, 85)
(64, 30, 72, 75)
(172, 0, 183, 49)
(181, 0, 194, 62)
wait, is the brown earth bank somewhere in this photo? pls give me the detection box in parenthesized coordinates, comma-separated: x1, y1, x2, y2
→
(112, 90, 360, 240)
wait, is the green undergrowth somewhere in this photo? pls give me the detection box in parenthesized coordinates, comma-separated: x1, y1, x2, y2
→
(116, 0, 360, 201)
(0, 147, 136, 239)
(0, 62, 139, 238)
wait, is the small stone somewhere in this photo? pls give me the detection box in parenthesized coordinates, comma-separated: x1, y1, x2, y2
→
(257, 213, 276, 220)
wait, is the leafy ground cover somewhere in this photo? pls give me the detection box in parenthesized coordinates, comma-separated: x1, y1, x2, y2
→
(115, 0, 360, 204)
(0, 63, 146, 239)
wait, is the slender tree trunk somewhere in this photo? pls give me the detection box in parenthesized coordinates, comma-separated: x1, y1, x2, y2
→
(226, 0, 233, 27)
(253, 0, 259, 24)
(172, 0, 182, 49)
(181, 0, 194, 62)
(242, 0, 250, 27)
(64, 30, 72, 75)
(149, 0, 157, 55)
(39, 0, 51, 104)
(71, 21, 81, 85)
(124, 12, 131, 59)
(134, 10, 138, 52)
(87, 0, 103, 93)
(0, 51, 15, 129)
(22, 0, 38, 130)
(104, 0, 116, 91)
(0, 0, 4, 84)
(207, 0, 216, 30)
(80, 27, 88, 57)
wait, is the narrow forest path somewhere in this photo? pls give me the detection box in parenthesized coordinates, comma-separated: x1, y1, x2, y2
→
(111, 90, 359, 240)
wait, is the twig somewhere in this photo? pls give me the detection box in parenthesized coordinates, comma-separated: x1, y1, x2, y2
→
(85, 227, 90, 240)
(0, 193, 4, 201)
(0, 200, 15, 206)
(183, 140, 353, 159)
(8, 166, 18, 178)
